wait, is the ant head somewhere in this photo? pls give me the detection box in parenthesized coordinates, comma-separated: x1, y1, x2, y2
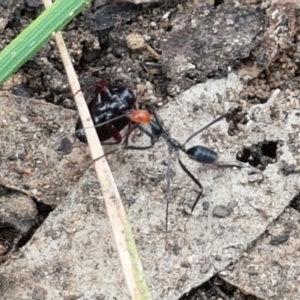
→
(129, 110, 151, 124)
(94, 80, 109, 93)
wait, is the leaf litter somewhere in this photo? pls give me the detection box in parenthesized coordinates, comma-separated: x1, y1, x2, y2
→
(1, 1, 300, 299)
(0, 72, 299, 299)
(0, 92, 91, 205)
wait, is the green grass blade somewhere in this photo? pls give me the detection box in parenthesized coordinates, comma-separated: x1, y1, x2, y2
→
(0, 0, 91, 83)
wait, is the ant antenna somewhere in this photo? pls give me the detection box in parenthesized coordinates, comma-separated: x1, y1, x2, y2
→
(164, 153, 172, 249)
(183, 113, 227, 146)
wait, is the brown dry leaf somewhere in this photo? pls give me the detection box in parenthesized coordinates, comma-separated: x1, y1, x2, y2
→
(1, 74, 299, 299)
(221, 207, 300, 299)
(161, 4, 265, 92)
(0, 92, 90, 205)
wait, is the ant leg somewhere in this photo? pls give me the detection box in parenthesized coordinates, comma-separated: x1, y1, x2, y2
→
(177, 157, 203, 228)
(215, 160, 264, 180)
(124, 144, 155, 151)
(100, 141, 121, 146)
(152, 111, 166, 129)
(122, 122, 139, 147)
(92, 124, 149, 163)
(73, 82, 93, 98)
(92, 124, 158, 163)
(90, 148, 119, 164)
(137, 125, 155, 138)
(164, 153, 173, 249)
(124, 125, 158, 151)
(104, 124, 122, 144)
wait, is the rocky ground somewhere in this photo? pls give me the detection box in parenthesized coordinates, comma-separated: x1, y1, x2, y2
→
(0, 0, 300, 299)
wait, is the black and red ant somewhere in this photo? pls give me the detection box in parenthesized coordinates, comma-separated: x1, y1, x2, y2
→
(87, 107, 261, 234)
(124, 109, 250, 230)
(75, 80, 137, 144)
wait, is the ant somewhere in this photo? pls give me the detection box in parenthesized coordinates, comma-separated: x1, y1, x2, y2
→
(94, 108, 262, 235)
(75, 80, 137, 144)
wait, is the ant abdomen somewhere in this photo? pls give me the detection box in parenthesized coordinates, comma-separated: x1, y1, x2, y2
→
(186, 146, 218, 164)
(75, 81, 136, 143)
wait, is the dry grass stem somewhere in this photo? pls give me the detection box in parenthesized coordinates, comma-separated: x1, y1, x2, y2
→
(42, 1, 151, 299)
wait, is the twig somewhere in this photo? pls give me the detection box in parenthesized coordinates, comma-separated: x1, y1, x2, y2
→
(0, 180, 35, 198)
(42, 1, 151, 299)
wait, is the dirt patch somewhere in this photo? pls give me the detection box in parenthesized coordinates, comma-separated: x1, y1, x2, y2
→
(1, 0, 300, 299)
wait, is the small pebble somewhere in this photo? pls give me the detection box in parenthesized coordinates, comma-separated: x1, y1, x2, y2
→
(227, 201, 238, 210)
(240, 176, 249, 184)
(20, 115, 28, 123)
(31, 189, 38, 196)
(270, 234, 290, 245)
(202, 201, 210, 210)
(200, 263, 210, 274)
(57, 137, 73, 154)
(213, 205, 231, 218)
(218, 270, 228, 276)
(0, 244, 7, 255)
(180, 261, 191, 268)
(215, 255, 222, 261)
